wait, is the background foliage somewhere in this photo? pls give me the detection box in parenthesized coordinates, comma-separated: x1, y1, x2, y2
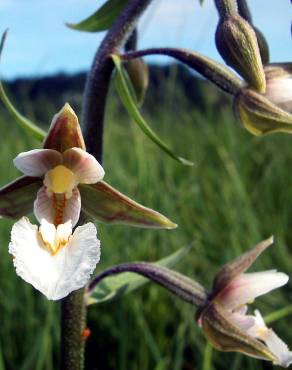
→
(0, 65, 292, 370)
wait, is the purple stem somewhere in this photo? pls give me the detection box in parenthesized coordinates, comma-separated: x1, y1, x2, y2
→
(121, 47, 243, 95)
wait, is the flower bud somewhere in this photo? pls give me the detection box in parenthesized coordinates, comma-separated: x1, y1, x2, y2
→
(234, 80, 292, 136)
(125, 59, 149, 106)
(215, 14, 266, 92)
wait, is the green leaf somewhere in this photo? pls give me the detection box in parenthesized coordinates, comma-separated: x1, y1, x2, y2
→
(0, 31, 46, 141)
(66, 0, 128, 33)
(87, 244, 193, 305)
(79, 181, 177, 229)
(112, 54, 194, 166)
(0, 84, 46, 141)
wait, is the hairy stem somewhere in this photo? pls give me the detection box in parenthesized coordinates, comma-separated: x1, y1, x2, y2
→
(87, 262, 208, 306)
(61, 289, 86, 370)
(82, 0, 152, 161)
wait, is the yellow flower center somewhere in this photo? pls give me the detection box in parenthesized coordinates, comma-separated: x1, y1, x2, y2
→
(44, 165, 75, 195)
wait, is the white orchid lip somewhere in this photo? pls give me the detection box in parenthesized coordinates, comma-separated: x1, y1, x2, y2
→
(13, 147, 105, 227)
(9, 217, 101, 300)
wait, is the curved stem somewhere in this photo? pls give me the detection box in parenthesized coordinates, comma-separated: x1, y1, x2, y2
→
(82, 0, 152, 161)
(121, 47, 243, 95)
(87, 262, 208, 306)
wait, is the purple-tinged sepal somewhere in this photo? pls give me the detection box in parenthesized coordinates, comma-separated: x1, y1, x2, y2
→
(234, 87, 292, 136)
(0, 176, 42, 219)
(79, 181, 177, 229)
(43, 103, 86, 152)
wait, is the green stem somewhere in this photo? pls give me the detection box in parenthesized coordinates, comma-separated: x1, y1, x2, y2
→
(264, 305, 292, 325)
(202, 342, 213, 370)
(61, 289, 86, 370)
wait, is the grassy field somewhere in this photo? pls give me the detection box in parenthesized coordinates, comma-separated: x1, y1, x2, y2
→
(0, 84, 292, 370)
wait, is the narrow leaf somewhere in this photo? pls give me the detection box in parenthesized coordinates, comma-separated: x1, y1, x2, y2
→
(0, 31, 46, 141)
(66, 0, 128, 33)
(87, 244, 196, 305)
(0, 176, 42, 219)
(79, 181, 177, 229)
(112, 54, 193, 166)
(0, 84, 46, 141)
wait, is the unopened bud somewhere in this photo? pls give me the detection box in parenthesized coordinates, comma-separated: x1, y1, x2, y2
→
(125, 59, 149, 106)
(215, 14, 266, 92)
(234, 88, 292, 136)
(234, 63, 292, 135)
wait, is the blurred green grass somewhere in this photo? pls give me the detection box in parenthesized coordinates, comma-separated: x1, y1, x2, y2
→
(0, 86, 292, 370)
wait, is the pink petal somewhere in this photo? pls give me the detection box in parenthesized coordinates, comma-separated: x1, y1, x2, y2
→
(34, 186, 55, 224)
(14, 149, 62, 177)
(63, 188, 81, 227)
(217, 270, 289, 310)
(34, 186, 81, 227)
(63, 148, 104, 184)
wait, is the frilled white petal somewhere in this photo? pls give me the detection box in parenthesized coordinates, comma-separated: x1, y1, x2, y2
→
(247, 311, 292, 367)
(14, 149, 62, 177)
(34, 186, 81, 227)
(218, 270, 289, 310)
(63, 148, 105, 184)
(9, 217, 100, 300)
(52, 222, 101, 299)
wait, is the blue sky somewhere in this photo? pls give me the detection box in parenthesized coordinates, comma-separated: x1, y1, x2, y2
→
(0, 0, 291, 79)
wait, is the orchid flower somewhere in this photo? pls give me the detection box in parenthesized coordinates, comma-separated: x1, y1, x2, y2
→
(0, 104, 177, 300)
(198, 237, 292, 367)
(0, 103, 176, 229)
(13, 106, 104, 227)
